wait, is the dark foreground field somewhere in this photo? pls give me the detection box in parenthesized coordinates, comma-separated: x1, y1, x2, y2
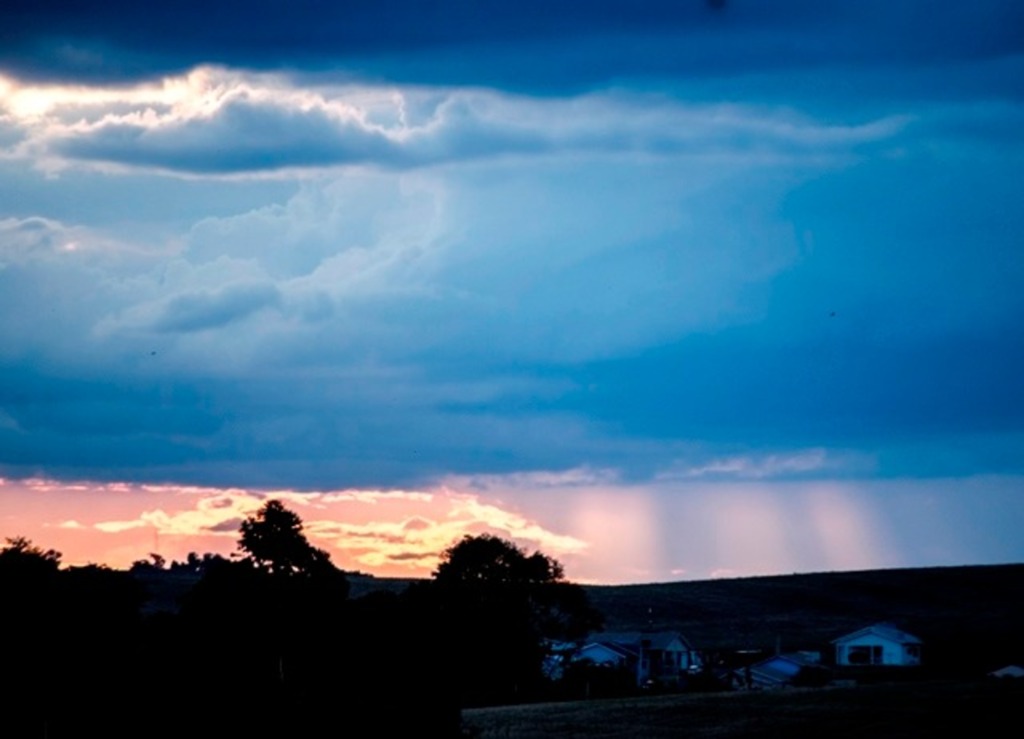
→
(463, 679, 1024, 738)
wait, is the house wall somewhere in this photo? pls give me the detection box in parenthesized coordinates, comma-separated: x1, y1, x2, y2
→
(665, 638, 702, 671)
(835, 634, 920, 666)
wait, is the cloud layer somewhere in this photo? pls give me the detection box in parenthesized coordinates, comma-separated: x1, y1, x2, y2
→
(2, 68, 909, 175)
(1, 57, 1022, 488)
(2, 2, 1023, 579)
(4, 1, 1023, 92)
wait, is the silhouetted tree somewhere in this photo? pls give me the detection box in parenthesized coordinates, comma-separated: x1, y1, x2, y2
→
(435, 533, 563, 587)
(238, 499, 339, 580)
(180, 503, 349, 704)
(129, 552, 166, 573)
(0, 525, 466, 738)
(168, 550, 229, 574)
(0, 539, 146, 739)
(429, 534, 601, 705)
(435, 534, 601, 639)
(0, 535, 61, 574)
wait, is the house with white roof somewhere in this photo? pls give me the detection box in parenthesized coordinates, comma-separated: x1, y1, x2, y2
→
(832, 622, 922, 667)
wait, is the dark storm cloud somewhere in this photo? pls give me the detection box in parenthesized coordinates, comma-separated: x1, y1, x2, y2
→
(0, 365, 226, 483)
(35, 85, 900, 176)
(2, 1, 1023, 90)
(0, 368, 220, 438)
(45, 87, 555, 174)
(55, 97, 399, 174)
(555, 325, 1024, 468)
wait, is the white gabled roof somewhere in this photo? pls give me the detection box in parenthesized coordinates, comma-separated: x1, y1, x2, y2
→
(577, 640, 638, 662)
(989, 665, 1024, 678)
(832, 622, 922, 646)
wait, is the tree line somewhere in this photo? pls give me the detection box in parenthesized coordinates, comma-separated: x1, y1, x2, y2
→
(0, 501, 601, 738)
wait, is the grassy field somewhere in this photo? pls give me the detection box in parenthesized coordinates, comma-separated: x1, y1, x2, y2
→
(463, 679, 1024, 738)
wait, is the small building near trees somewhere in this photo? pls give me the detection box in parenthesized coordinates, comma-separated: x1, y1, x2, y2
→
(832, 622, 922, 667)
(742, 651, 830, 689)
(573, 631, 702, 687)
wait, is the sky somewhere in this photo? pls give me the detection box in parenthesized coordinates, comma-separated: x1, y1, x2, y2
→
(1, 1, 1023, 583)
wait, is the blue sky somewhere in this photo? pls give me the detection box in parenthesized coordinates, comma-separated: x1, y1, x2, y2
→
(1, 1, 1022, 581)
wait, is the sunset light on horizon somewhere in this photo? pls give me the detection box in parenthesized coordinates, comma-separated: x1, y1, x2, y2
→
(4, 473, 1021, 584)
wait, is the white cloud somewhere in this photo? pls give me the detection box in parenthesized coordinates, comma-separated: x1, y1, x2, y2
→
(0, 66, 909, 177)
(93, 489, 262, 536)
(451, 467, 620, 491)
(659, 449, 825, 480)
(0, 67, 909, 388)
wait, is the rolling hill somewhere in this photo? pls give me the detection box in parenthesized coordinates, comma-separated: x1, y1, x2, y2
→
(582, 563, 1024, 667)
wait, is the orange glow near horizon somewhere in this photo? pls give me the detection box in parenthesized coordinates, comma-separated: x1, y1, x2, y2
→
(2, 474, 1018, 584)
(0, 477, 589, 578)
